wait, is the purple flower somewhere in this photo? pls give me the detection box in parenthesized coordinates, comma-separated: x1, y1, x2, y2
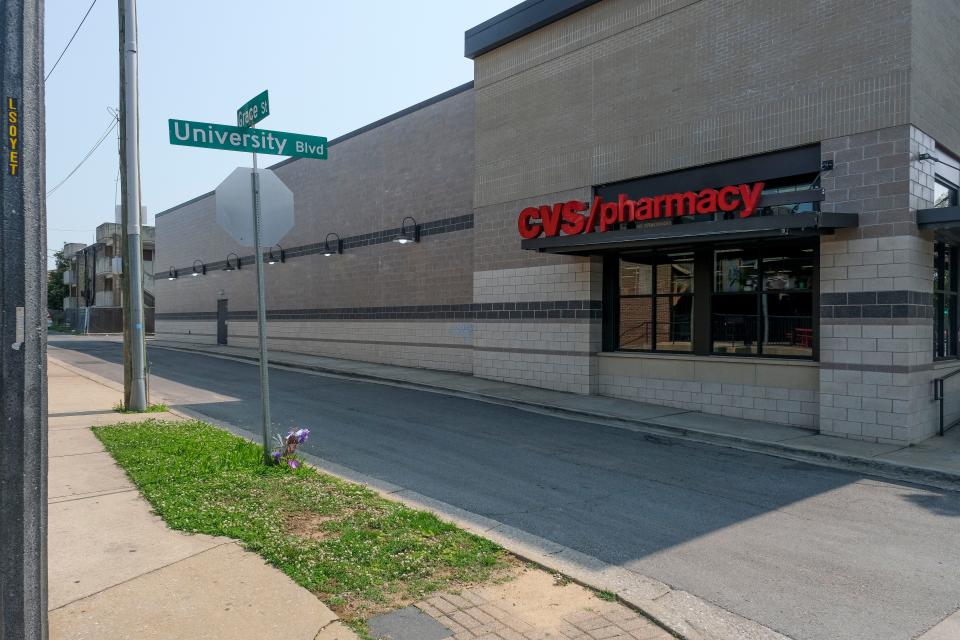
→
(271, 451, 282, 463)
(287, 459, 300, 470)
(295, 428, 310, 444)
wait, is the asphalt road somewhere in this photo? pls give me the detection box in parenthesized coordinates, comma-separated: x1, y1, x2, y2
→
(50, 336, 960, 640)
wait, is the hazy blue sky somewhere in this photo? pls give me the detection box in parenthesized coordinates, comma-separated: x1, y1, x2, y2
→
(44, 0, 515, 266)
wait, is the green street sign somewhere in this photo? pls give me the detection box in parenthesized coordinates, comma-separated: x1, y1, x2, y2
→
(168, 119, 327, 159)
(237, 90, 269, 128)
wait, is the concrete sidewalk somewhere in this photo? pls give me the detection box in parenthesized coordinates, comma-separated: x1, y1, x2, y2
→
(48, 360, 356, 640)
(153, 339, 960, 490)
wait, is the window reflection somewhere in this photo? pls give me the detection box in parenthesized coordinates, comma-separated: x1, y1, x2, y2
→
(618, 252, 693, 352)
(712, 243, 814, 357)
(934, 242, 959, 359)
(934, 179, 957, 208)
(715, 248, 759, 292)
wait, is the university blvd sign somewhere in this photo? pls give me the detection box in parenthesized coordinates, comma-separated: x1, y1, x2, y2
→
(168, 118, 327, 159)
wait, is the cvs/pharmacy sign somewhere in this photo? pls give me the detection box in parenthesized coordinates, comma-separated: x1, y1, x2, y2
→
(518, 182, 765, 239)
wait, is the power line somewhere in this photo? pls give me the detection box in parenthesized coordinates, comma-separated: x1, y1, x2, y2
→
(45, 0, 98, 83)
(46, 117, 118, 197)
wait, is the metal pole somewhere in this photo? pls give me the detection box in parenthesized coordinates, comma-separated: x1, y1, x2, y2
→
(121, 0, 147, 411)
(250, 141, 272, 462)
(939, 379, 945, 437)
(0, 0, 48, 637)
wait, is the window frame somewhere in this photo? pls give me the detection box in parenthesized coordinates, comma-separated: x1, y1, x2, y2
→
(604, 238, 819, 360)
(711, 241, 817, 359)
(616, 252, 695, 353)
(934, 241, 959, 361)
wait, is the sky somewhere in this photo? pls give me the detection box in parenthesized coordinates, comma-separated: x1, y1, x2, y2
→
(43, 0, 515, 267)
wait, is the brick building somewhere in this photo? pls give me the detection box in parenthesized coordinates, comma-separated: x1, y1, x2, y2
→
(155, 0, 960, 444)
(63, 223, 156, 333)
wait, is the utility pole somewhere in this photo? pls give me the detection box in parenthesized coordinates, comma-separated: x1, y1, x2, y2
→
(118, 0, 147, 411)
(0, 0, 48, 638)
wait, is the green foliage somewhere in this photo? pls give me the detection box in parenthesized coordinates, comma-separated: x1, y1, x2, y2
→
(112, 403, 169, 414)
(93, 420, 505, 624)
(47, 249, 70, 311)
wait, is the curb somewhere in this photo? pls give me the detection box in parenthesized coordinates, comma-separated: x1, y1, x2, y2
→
(151, 342, 960, 492)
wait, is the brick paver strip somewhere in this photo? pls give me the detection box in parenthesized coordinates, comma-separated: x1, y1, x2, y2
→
(414, 577, 673, 640)
(466, 606, 498, 626)
(443, 593, 474, 609)
(451, 610, 483, 630)
(429, 595, 459, 615)
(440, 615, 468, 635)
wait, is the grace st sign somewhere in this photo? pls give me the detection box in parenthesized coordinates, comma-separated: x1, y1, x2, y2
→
(237, 90, 269, 128)
(168, 119, 327, 159)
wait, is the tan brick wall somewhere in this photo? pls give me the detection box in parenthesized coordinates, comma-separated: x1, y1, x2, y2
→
(598, 354, 819, 427)
(473, 0, 911, 211)
(156, 319, 475, 373)
(156, 88, 475, 315)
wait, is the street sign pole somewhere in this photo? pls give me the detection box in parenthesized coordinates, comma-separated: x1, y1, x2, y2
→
(170, 92, 324, 465)
(249, 131, 272, 464)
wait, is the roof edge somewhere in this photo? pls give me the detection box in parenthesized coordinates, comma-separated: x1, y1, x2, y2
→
(156, 81, 474, 219)
(464, 0, 601, 59)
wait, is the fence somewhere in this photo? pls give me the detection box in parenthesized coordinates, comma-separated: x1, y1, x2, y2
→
(62, 307, 155, 335)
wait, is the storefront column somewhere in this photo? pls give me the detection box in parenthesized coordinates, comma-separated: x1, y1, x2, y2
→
(819, 125, 938, 443)
(471, 192, 603, 395)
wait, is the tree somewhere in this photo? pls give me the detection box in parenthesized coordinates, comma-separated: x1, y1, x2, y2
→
(47, 249, 70, 310)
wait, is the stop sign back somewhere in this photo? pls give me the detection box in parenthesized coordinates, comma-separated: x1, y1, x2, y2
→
(215, 167, 294, 247)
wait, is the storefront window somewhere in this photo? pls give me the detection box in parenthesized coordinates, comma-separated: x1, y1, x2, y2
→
(712, 243, 814, 357)
(610, 241, 815, 358)
(618, 252, 693, 352)
(934, 242, 959, 359)
(619, 260, 653, 350)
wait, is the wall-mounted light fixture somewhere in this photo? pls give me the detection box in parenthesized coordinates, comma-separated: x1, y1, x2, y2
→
(191, 259, 206, 277)
(919, 152, 940, 162)
(223, 253, 242, 272)
(167, 266, 178, 281)
(394, 216, 420, 245)
(267, 245, 285, 265)
(324, 232, 343, 256)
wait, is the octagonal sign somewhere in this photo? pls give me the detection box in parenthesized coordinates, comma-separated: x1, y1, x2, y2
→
(215, 167, 294, 247)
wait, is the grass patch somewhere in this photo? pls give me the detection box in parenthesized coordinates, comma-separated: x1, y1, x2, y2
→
(50, 323, 81, 335)
(112, 402, 169, 414)
(93, 419, 508, 625)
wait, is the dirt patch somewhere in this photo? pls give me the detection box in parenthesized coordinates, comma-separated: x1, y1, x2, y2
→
(283, 511, 339, 541)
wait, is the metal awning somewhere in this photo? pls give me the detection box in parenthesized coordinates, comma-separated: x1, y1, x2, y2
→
(521, 212, 859, 255)
(918, 206, 960, 243)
